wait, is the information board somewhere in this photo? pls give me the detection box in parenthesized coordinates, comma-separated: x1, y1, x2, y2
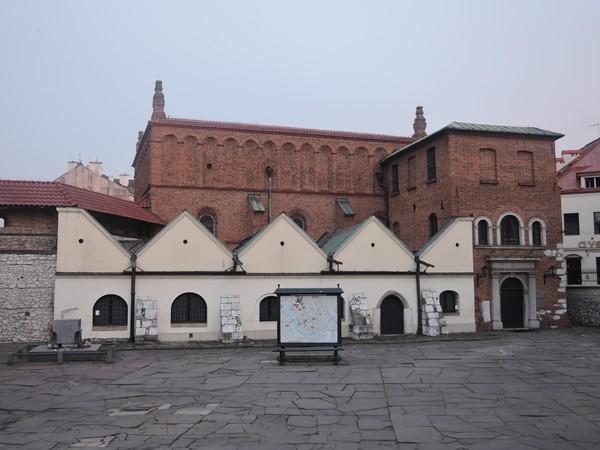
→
(276, 288, 342, 345)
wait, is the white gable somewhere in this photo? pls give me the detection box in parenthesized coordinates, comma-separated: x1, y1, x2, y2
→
(56, 208, 131, 272)
(237, 214, 328, 273)
(334, 217, 416, 271)
(417, 217, 474, 273)
(136, 211, 232, 272)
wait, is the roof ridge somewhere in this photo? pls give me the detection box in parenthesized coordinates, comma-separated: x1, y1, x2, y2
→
(152, 117, 413, 142)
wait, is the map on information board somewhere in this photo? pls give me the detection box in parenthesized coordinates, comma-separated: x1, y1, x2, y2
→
(279, 295, 339, 344)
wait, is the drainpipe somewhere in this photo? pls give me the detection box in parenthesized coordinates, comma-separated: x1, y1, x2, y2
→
(415, 257, 423, 335)
(129, 254, 137, 343)
(375, 167, 389, 227)
(266, 166, 274, 223)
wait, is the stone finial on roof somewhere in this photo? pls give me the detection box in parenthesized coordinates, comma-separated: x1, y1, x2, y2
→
(136, 131, 144, 149)
(151, 80, 166, 120)
(412, 106, 427, 139)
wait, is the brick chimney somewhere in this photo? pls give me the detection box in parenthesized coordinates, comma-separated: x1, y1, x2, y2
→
(412, 106, 427, 139)
(151, 80, 166, 120)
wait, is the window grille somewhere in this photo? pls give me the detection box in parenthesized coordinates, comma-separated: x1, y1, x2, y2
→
(171, 293, 207, 324)
(259, 296, 278, 322)
(500, 215, 520, 245)
(93, 295, 128, 327)
(439, 291, 457, 313)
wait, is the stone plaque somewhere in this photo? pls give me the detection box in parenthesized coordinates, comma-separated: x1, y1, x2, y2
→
(53, 319, 82, 346)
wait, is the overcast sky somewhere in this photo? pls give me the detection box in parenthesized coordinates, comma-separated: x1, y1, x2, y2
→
(1, 1, 599, 180)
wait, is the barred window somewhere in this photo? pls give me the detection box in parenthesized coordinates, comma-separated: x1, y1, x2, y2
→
(259, 296, 278, 322)
(531, 221, 542, 246)
(500, 215, 520, 245)
(391, 164, 399, 193)
(171, 293, 207, 324)
(93, 295, 128, 327)
(439, 291, 458, 314)
(478, 220, 489, 245)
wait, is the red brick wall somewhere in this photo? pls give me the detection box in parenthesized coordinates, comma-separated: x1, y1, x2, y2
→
(135, 122, 407, 245)
(384, 131, 565, 329)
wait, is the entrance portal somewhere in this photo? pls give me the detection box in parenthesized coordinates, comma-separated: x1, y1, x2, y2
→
(380, 295, 404, 335)
(500, 278, 524, 328)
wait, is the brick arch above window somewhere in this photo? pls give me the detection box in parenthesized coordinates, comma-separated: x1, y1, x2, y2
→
(474, 216, 493, 246)
(528, 217, 547, 246)
(289, 210, 308, 231)
(198, 207, 217, 235)
(497, 212, 525, 246)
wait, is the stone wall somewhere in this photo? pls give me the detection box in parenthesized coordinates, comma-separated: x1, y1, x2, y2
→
(0, 254, 56, 343)
(567, 287, 600, 327)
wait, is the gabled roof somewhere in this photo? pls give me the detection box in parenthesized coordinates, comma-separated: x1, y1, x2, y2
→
(319, 222, 364, 255)
(557, 136, 600, 191)
(234, 213, 322, 255)
(383, 121, 564, 163)
(152, 117, 413, 144)
(0, 180, 164, 225)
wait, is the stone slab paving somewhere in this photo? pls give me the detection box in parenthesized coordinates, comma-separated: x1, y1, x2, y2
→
(1, 328, 600, 449)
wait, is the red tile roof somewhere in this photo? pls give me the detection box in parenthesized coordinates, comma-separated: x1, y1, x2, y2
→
(152, 117, 414, 144)
(0, 180, 164, 225)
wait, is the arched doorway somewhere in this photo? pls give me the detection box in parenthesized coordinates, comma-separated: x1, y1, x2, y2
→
(500, 278, 524, 328)
(380, 295, 404, 335)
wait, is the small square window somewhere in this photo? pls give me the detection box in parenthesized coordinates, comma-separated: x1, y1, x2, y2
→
(248, 194, 265, 212)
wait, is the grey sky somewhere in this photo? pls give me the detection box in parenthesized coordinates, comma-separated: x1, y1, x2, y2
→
(1, 1, 598, 181)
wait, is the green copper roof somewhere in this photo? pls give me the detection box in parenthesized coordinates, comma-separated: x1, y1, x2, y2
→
(445, 121, 564, 138)
(383, 121, 564, 163)
(319, 222, 364, 255)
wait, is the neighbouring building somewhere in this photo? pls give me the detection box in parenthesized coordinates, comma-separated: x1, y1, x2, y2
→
(380, 122, 567, 331)
(557, 137, 600, 326)
(55, 161, 134, 201)
(0, 180, 163, 343)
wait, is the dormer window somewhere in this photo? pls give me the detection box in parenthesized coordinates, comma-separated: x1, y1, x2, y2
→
(583, 176, 600, 188)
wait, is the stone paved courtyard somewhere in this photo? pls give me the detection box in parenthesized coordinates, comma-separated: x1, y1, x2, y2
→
(1, 328, 600, 449)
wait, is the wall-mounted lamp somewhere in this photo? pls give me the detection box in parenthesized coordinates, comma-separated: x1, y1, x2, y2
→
(476, 265, 490, 285)
(544, 266, 558, 285)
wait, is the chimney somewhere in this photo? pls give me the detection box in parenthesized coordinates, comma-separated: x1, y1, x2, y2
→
(412, 106, 427, 139)
(88, 161, 103, 174)
(151, 80, 166, 120)
(67, 161, 79, 171)
(119, 174, 130, 187)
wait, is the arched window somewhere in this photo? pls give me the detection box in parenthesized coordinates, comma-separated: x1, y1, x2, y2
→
(531, 221, 542, 246)
(566, 255, 582, 285)
(500, 215, 520, 245)
(429, 213, 438, 237)
(439, 291, 458, 314)
(477, 220, 489, 245)
(259, 296, 278, 322)
(291, 216, 305, 231)
(93, 295, 128, 327)
(171, 293, 207, 324)
(199, 214, 215, 235)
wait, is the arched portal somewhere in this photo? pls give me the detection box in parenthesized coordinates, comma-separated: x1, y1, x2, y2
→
(380, 295, 404, 335)
(500, 278, 524, 328)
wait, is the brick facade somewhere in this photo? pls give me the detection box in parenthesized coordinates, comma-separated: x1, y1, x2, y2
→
(382, 126, 567, 330)
(133, 82, 413, 247)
